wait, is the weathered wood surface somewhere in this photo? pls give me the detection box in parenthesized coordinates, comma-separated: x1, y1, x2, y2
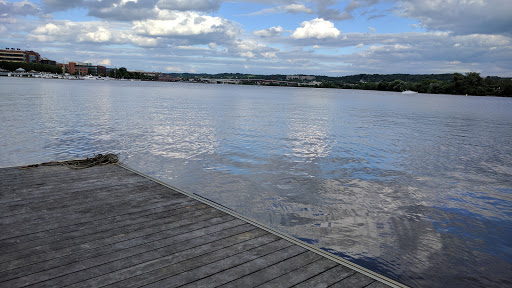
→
(0, 164, 396, 287)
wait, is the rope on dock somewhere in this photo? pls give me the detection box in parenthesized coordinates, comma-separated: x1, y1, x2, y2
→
(20, 154, 119, 170)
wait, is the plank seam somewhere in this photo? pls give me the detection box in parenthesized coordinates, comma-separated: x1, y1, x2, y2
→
(291, 265, 355, 288)
(143, 239, 296, 288)
(0, 222, 255, 286)
(78, 229, 273, 288)
(0, 212, 235, 272)
(252, 257, 326, 288)
(209, 250, 315, 288)
(0, 197, 198, 244)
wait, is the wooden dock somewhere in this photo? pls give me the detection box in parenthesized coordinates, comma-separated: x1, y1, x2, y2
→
(0, 163, 406, 288)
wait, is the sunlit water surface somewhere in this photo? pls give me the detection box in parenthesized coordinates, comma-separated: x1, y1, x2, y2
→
(1, 78, 511, 287)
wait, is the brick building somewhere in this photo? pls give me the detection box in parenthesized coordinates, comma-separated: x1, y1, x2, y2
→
(0, 48, 40, 63)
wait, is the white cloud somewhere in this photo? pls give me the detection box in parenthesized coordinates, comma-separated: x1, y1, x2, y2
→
(355, 43, 364, 48)
(87, 0, 159, 21)
(250, 4, 314, 15)
(80, 0, 224, 21)
(42, 0, 85, 12)
(98, 59, 112, 65)
(240, 51, 254, 58)
(132, 11, 239, 44)
(78, 26, 113, 43)
(32, 22, 76, 38)
(85, 58, 112, 65)
(253, 26, 283, 38)
(166, 66, 181, 71)
(333, 32, 512, 75)
(315, 0, 378, 21)
(30, 20, 161, 47)
(165, 65, 197, 72)
(156, 0, 222, 12)
(0, 0, 44, 22)
(398, 0, 512, 35)
(261, 51, 276, 58)
(283, 4, 314, 14)
(229, 39, 278, 59)
(291, 18, 341, 40)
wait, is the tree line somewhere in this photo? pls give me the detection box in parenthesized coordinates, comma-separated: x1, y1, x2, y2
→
(107, 67, 158, 80)
(0, 61, 62, 74)
(316, 72, 512, 97)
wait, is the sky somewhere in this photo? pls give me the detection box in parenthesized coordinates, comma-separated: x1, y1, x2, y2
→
(1, 0, 511, 76)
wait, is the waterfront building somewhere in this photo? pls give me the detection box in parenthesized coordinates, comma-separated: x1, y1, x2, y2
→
(0, 48, 40, 63)
(143, 71, 162, 77)
(158, 75, 180, 82)
(86, 65, 106, 76)
(57, 62, 107, 76)
(40, 57, 57, 66)
(286, 75, 316, 81)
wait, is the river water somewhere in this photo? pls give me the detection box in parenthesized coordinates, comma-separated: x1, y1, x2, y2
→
(1, 77, 511, 287)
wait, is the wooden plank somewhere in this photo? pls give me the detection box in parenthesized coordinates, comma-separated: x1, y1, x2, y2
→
(0, 178, 167, 205)
(2, 169, 149, 199)
(0, 169, 136, 190)
(106, 238, 293, 288)
(193, 250, 323, 288)
(0, 199, 204, 254)
(70, 230, 275, 288)
(293, 265, 357, 288)
(0, 208, 227, 272)
(0, 217, 246, 284)
(330, 272, 376, 288)
(142, 243, 306, 288)
(0, 188, 22, 204)
(366, 281, 394, 288)
(233, 257, 339, 288)
(0, 201, 32, 217)
(0, 184, 177, 226)
(0, 175, 171, 207)
(0, 189, 192, 240)
(0, 194, 197, 247)
(0, 182, 173, 219)
(0, 164, 136, 183)
(0, 222, 255, 287)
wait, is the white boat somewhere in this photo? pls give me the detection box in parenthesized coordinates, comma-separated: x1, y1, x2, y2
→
(67, 75, 84, 80)
(84, 75, 97, 80)
(402, 90, 418, 94)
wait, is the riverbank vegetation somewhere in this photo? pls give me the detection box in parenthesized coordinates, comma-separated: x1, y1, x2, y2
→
(316, 72, 512, 97)
(2, 62, 510, 97)
(0, 61, 61, 74)
(107, 67, 158, 80)
(169, 72, 511, 97)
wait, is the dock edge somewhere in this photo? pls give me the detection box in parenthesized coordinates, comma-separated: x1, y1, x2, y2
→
(118, 163, 409, 288)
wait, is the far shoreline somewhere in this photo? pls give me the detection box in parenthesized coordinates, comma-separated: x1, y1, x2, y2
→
(1, 73, 511, 98)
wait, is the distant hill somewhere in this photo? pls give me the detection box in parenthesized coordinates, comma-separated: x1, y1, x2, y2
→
(316, 73, 455, 84)
(165, 72, 456, 83)
(162, 72, 511, 97)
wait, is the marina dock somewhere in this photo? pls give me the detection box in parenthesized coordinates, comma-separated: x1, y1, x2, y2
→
(0, 162, 406, 287)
